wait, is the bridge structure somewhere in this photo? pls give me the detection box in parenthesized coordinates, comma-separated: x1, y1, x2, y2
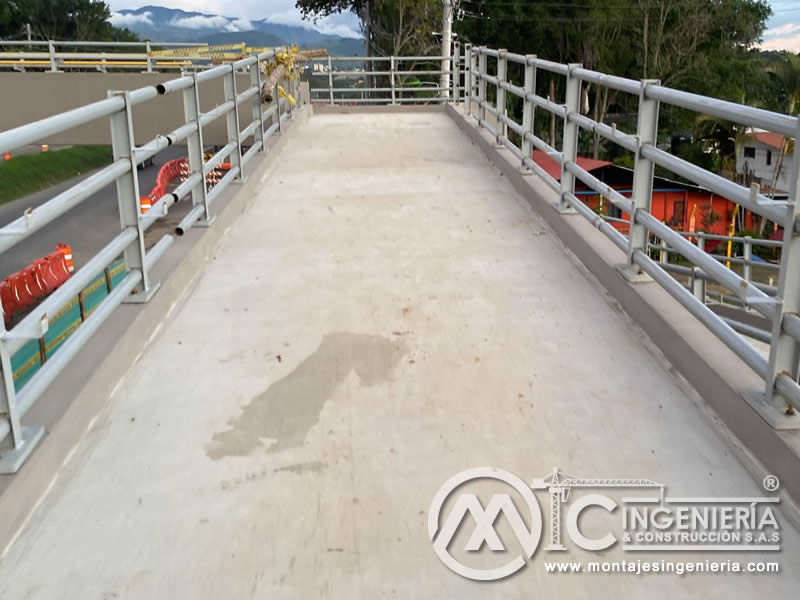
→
(0, 42, 799, 596)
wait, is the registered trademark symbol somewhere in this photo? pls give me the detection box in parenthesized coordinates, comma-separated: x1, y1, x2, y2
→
(763, 474, 780, 492)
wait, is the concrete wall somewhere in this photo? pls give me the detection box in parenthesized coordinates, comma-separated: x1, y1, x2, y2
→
(0, 71, 258, 147)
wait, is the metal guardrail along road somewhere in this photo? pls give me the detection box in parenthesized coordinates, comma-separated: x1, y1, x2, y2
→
(0, 47, 297, 473)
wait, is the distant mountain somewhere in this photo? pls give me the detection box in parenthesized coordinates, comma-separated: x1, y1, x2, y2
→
(109, 5, 364, 55)
(189, 31, 285, 49)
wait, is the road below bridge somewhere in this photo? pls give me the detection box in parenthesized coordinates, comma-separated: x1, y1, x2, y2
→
(0, 145, 189, 279)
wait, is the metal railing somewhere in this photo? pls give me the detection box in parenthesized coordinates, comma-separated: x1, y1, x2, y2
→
(0, 48, 296, 472)
(462, 45, 800, 425)
(308, 53, 459, 104)
(0, 40, 213, 72)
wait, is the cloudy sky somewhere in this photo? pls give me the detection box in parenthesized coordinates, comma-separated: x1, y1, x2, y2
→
(108, 0, 799, 50)
(108, 0, 362, 38)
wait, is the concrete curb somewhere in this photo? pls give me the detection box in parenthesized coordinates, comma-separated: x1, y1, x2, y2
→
(445, 103, 800, 515)
(0, 106, 312, 556)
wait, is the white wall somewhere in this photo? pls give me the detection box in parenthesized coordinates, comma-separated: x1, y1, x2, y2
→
(736, 139, 793, 193)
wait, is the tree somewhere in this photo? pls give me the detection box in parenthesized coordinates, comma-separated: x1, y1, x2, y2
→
(764, 52, 800, 198)
(0, 0, 138, 42)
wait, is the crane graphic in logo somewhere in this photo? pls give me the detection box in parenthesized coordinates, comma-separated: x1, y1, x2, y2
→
(531, 467, 664, 551)
(428, 466, 664, 580)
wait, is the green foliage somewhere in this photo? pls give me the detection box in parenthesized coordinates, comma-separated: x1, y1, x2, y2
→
(0, 146, 112, 205)
(0, 0, 137, 42)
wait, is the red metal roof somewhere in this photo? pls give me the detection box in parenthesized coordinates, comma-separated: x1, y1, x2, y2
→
(750, 131, 783, 149)
(531, 150, 611, 181)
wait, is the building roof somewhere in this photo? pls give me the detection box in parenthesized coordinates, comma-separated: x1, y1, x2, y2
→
(531, 150, 610, 181)
(749, 131, 783, 150)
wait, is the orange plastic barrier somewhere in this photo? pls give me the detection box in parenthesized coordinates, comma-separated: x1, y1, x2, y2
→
(139, 157, 232, 214)
(1, 245, 73, 325)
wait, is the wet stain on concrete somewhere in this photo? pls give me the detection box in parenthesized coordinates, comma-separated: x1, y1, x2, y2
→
(207, 332, 407, 459)
(273, 461, 326, 475)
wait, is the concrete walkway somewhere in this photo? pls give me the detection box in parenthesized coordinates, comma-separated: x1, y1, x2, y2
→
(1, 111, 798, 598)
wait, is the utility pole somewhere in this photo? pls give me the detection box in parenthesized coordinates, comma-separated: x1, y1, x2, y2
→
(26, 23, 31, 42)
(440, 0, 453, 99)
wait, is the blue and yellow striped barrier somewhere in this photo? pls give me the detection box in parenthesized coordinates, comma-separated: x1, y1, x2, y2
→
(10, 260, 127, 390)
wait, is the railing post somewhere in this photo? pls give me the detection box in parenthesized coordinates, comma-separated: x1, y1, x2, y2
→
(275, 82, 283, 133)
(464, 44, 473, 116)
(495, 49, 507, 146)
(327, 55, 334, 105)
(108, 91, 158, 303)
(145, 41, 153, 73)
(390, 56, 396, 105)
(659, 238, 668, 264)
(251, 60, 265, 150)
(558, 64, 582, 214)
(743, 235, 752, 283)
(183, 73, 213, 226)
(453, 42, 460, 102)
(478, 48, 487, 128)
(48, 40, 58, 73)
(223, 66, 244, 181)
(521, 55, 537, 173)
(766, 142, 800, 415)
(620, 78, 661, 280)
(693, 233, 706, 302)
(0, 317, 44, 473)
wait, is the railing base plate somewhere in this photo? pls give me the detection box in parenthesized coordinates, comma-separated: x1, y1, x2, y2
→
(0, 426, 44, 474)
(616, 263, 653, 284)
(195, 215, 217, 228)
(122, 281, 161, 304)
(742, 390, 800, 430)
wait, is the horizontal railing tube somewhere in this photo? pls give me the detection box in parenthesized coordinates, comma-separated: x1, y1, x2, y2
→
(6, 228, 139, 354)
(564, 161, 634, 214)
(632, 249, 769, 379)
(526, 93, 566, 119)
(567, 112, 639, 154)
(563, 192, 629, 252)
(15, 270, 142, 417)
(640, 144, 790, 226)
(0, 159, 130, 254)
(572, 68, 640, 95)
(141, 173, 203, 231)
(203, 142, 236, 175)
(199, 101, 235, 128)
(636, 211, 775, 318)
(144, 235, 174, 271)
(645, 84, 798, 138)
(241, 140, 263, 168)
(0, 96, 124, 155)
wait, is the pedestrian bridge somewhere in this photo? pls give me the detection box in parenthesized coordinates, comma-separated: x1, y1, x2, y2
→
(0, 47, 799, 597)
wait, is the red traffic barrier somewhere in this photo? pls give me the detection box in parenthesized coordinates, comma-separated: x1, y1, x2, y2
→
(1, 244, 73, 326)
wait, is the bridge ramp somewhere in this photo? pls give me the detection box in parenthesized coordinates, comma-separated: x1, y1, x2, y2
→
(1, 112, 798, 598)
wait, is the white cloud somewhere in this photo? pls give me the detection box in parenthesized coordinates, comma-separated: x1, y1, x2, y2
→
(109, 11, 153, 27)
(168, 15, 256, 32)
(232, 18, 254, 31)
(266, 10, 361, 39)
(764, 23, 800, 39)
(760, 23, 800, 53)
(170, 15, 234, 30)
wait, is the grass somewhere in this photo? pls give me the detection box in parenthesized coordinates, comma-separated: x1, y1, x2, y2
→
(0, 145, 113, 205)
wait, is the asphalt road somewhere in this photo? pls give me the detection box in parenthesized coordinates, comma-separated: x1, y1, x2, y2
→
(0, 145, 188, 279)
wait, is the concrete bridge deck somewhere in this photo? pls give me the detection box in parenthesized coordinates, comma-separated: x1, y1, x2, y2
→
(1, 110, 798, 598)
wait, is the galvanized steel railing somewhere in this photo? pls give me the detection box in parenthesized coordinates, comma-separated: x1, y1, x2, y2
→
(308, 54, 457, 104)
(0, 48, 295, 472)
(462, 45, 800, 426)
(0, 40, 211, 72)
